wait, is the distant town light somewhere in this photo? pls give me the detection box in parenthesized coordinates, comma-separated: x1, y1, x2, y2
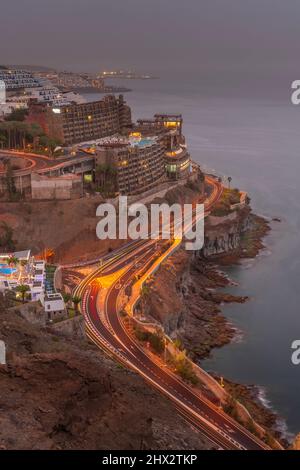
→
(52, 108, 61, 114)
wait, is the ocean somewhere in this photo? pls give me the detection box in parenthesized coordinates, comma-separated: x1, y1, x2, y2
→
(84, 77, 300, 437)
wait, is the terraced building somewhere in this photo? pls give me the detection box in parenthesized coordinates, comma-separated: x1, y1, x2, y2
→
(94, 134, 165, 195)
(27, 94, 132, 145)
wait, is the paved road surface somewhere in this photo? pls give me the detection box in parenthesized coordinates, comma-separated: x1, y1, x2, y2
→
(75, 176, 269, 450)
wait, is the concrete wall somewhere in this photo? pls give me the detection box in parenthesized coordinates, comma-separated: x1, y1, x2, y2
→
(0, 173, 31, 196)
(31, 173, 82, 200)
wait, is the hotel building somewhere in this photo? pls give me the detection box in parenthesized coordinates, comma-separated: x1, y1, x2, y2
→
(94, 134, 165, 195)
(0, 68, 41, 90)
(27, 94, 132, 145)
(135, 114, 191, 179)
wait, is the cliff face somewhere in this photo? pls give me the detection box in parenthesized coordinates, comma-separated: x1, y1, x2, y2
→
(141, 207, 286, 444)
(0, 180, 204, 264)
(142, 208, 287, 445)
(144, 207, 259, 356)
(0, 197, 125, 264)
(0, 295, 213, 450)
(144, 249, 237, 358)
(203, 207, 251, 257)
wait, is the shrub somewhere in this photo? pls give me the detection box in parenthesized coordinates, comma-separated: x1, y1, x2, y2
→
(134, 327, 149, 342)
(174, 351, 199, 385)
(149, 332, 164, 354)
(223, 395, 239, 420)
(68, 308, 75, 319)
(174, 338, 183, 350)
(264, 432, 277, 448)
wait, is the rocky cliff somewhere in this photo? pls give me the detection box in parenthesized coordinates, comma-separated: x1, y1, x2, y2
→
(140, 207, 285, 443)
(143, 207, 267, 357)
(0, 295, 214, 450)
(203, 207, 252, 257)
(143, 248, 239, 358)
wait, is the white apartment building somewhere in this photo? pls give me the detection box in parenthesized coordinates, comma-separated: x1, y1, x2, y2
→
(0, 68, 41, 90)
(29, 260, 45, 301)
(41, 293, 66, 321)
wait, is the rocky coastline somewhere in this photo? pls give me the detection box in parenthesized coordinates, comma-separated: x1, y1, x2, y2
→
(142, 208, 288, 445)
(143, 212, 271, 359)
(0, 179, 287, 448)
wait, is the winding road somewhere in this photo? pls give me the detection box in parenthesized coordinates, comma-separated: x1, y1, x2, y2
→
(74, 176, 269, 450)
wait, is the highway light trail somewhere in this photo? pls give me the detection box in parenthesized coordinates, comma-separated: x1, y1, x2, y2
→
(74, 176, 269, 451)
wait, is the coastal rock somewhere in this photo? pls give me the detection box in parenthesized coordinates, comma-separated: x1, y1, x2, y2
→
(144, 249, 237, 359)
(290, 433, 300, 450)
(142, 208, 283, 444)
(0, 294, 213, 450)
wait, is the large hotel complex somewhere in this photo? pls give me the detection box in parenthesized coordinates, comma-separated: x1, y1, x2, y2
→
(27, 94, 132, 145)
(0, 68, 195, 199)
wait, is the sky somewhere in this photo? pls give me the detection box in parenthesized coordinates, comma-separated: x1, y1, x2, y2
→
(1, 0, 300, 88)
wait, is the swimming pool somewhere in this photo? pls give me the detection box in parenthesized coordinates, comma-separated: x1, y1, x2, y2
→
(0, 264, 17, 276)
(129, 137, 156, 148)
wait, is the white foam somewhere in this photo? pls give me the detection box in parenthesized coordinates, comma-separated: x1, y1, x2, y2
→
(256, 386, 294, 442)
(231, 326, 244, 343)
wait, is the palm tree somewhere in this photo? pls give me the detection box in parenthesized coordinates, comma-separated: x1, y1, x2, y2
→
(0, 122, 13, 148)
(95, 163, 107, 187)
(18, 122, 29, 150)
(0, 134, 7, 149)
(7, 256, 19, 267)
(95, 163, 118, 192)
(63, 292, 71, 306)
(46, 138, 62, 156)
(19, 259, 28, 278)
(72, 296, 82, 313)
(0, 121, 43, 150)
(227, 176, 232, 189)
(16, 284, 30, 303)
(26, 123, 44, 150)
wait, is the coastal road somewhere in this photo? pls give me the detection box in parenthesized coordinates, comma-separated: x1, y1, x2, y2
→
(0, 149, 94, 176)
(75, 176, 269, 451)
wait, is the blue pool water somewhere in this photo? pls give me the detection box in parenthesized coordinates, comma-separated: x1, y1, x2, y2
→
(0, 264, 17, 275)
(130, 137, 155, 148)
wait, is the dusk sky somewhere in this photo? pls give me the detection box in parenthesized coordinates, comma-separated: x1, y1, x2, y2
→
(1, 0, 299, 83)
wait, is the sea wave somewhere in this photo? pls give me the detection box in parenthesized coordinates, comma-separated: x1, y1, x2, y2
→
(256, 386, 294, 442)
(231, 326, 244, 343)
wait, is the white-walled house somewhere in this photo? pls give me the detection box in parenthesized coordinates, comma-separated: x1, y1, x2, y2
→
(30, 280, 44, 302)
(40, 293, 66, 321)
